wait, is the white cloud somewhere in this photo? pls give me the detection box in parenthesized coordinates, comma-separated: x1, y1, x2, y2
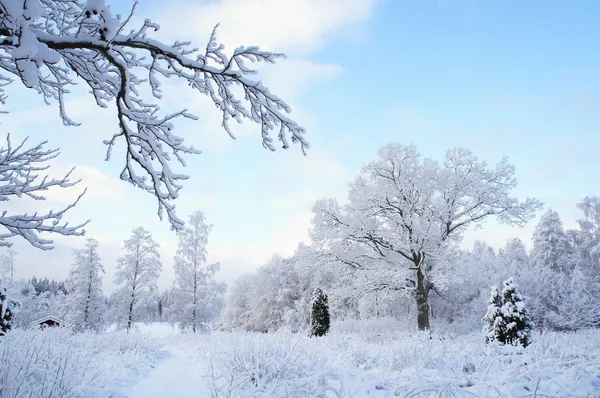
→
(148, 0, 379, 54)
(42, 164, 125, 205)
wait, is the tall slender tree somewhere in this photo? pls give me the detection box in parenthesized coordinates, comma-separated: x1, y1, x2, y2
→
(112, 227, 161, 330)
(65, 238, 105, 331)
(167, 211, 225, 332)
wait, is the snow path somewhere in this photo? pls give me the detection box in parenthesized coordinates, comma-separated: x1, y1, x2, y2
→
(121, 345, 210, 398)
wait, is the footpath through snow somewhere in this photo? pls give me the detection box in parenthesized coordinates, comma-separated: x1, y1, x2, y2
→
(121, 346, 210, 398)
(119, 323, 212, 398)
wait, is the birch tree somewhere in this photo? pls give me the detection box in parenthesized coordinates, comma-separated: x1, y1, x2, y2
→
(112, 226, 161, 330)
(0, 0, 307, 239)
(311, 143, 541, 330)
(167, 211, 225, 332)
(65, 238, 105, 331)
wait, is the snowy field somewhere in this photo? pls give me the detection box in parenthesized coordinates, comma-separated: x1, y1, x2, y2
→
(1, 321, 600, 397)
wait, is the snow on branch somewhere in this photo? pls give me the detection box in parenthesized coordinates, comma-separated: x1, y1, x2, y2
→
(0, 134, 87, 250)
(0, 0, 308, 230)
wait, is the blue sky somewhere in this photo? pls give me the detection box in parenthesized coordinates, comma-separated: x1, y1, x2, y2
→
(3, 0, 600, 292)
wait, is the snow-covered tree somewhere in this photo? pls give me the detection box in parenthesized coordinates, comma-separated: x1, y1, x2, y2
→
(221, 252, 314, 332)
(573, 197, 600, 271)
(531, 209, 577, 273)
(500, 279, 532, 347)
(167, 211, 225, 333)
(0, 0, 306, 234)
(484, 279, 532, 347)
(311, 143, 541, 330)
(309, 288, 330, 337)
(220, 273, 255, 331)
(0, 135, 87, 249)
(64, 238, 105, 331)
(29, 277, 67, 295)
(0, 279, 18, 336)
(112, 227, 161, 330)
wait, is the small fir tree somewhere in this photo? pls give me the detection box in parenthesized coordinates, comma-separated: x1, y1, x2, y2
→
(483, 279, 532, 347)
(310, 288, 330, 337)
(501, 279, 533, 347)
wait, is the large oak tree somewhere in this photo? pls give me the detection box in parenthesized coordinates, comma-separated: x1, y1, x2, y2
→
(311, 143, 541, 330)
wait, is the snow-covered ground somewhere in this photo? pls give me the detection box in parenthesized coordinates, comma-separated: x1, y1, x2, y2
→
(2, 322, 600, 397)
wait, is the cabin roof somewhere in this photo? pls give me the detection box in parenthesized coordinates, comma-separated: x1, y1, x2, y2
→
(29, 316, 65, 327)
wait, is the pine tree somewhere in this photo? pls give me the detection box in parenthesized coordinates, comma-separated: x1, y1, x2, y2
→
(0, 281, 18, 336)
(483, 279, 532, 347)
(309, 288, 330, 337)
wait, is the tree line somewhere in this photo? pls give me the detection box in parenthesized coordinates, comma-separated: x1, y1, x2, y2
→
(0, 210, 225, 333)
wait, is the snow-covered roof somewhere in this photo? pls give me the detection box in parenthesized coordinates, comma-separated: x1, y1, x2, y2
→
(29, 316, 65, 328)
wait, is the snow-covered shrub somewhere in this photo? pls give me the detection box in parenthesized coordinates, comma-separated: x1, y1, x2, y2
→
(484, 279, 532, 347)
(207, 333, 323, 397)
(0, 328, 162, 397)
(195, 326, 600, 396)
(309, 288, 330, 337)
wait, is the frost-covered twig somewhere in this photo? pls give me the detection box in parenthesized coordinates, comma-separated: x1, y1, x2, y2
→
(0, 134, 87, 250)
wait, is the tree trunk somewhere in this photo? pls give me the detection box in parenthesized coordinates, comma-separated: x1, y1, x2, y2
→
(83, 263, 93, 329)
(415, 267, 430, 331)
(127, 261, 139, 331)
(127, 296, 134, 331)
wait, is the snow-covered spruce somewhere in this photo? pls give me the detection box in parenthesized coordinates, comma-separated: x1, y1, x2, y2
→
(64, 238, 106, 332)
(484, 278, 532, 347)
(310, 288, 330, 337)
(0, 0, 306, 239)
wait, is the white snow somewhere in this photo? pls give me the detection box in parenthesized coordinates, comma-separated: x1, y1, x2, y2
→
(2, 321, 600, 397)
(122, 347, 208, 398)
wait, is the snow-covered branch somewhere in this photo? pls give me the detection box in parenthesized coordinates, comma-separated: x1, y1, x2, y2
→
(0, 134, 87, 250)
(0, 0, 307, 230)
